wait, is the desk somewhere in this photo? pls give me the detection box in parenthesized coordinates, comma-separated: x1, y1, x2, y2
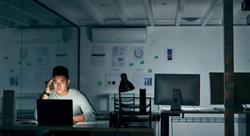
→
(1, 121, 155, 136)
(161, 109, 249, 136)
(161, 110, 223, 136)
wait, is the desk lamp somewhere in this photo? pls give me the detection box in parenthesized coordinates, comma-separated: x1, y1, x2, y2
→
(118, 73, 135, 126)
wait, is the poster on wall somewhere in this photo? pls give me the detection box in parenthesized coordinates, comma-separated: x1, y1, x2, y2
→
(132, 72, 153, 89)
(9, 69, 19, 86)
(55, 45, 68, 66)
(90, 46, 106, 66)
(105, 72, 121, 90)
(164, 47, 174, 61)
(35, 46, 49, 67)
(112, 47, 126, 67)
(19, 46, 50, 91)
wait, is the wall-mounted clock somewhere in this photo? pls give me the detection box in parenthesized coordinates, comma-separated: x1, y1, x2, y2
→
(134, 48, 144, 59)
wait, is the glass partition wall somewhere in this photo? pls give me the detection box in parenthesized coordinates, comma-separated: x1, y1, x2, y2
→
(0, 0, 79, 120)
(232, 1, 250, 136)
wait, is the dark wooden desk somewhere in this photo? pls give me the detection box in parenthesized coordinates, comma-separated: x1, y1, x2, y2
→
(1, 121, 155, 136)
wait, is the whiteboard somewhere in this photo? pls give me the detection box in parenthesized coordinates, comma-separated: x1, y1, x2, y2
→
(0, 27, 78, 98)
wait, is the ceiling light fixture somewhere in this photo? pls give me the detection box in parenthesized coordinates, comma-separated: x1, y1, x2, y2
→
(99, 3, 106, 7)
(182, 17, 199, 22)
(162, 2, 168, 5)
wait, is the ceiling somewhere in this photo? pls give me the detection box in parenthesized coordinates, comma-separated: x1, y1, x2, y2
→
(0, 0, 249, 28)
(0, 0, 70, 28)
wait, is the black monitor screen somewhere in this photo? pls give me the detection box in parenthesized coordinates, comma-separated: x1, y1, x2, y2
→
(154, 74, 200, 105)
(210, 72, 250, 104)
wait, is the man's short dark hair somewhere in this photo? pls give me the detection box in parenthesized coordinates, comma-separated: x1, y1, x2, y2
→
(52, 66, 69, 79)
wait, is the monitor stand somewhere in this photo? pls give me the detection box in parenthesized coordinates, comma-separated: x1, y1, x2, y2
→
(161, 89, 184, 136)
(170, 89, 183, 112)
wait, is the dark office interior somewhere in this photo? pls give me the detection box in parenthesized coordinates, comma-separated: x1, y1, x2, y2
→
(0, 0, 250, 136)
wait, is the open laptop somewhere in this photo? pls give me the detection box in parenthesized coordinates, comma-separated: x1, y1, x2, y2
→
(37, 99, 73, 125)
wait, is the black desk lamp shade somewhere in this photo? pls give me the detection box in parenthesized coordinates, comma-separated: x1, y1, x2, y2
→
(119, 73, 135, 92)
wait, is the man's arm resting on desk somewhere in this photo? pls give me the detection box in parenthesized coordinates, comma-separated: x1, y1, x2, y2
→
(73, 115, 86, 122)
(73, 111, 96, 122)
(77, 91, 96, 122)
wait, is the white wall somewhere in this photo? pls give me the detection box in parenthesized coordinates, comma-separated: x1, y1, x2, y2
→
(80, 26, 250, 111)
(80, 26, 250, 136)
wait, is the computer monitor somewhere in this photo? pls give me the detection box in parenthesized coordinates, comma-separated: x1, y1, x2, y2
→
(154, 74, 200, 110)
(210, 72, 250, 105)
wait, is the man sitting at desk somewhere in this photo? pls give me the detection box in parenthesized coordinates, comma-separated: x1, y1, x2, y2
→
(37, 66, 96, 123)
